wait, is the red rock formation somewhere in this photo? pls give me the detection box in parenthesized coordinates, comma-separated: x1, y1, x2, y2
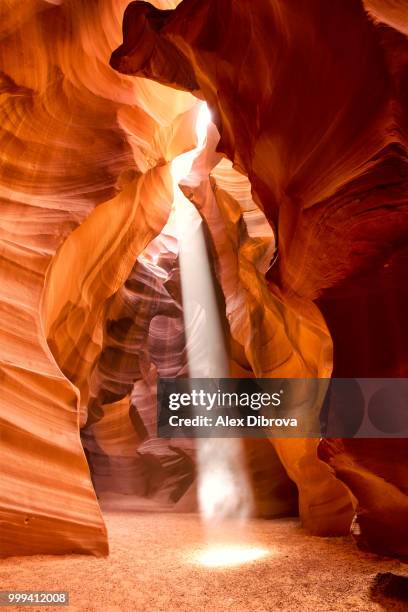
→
(364, 0, 408, 36)
(0, 0, 197, 556)
(180, 139, 353, 535)
(319, 439, 408, 558)
(80, 232, 195, 505)
(1, 0, 407, 559)
(111, 0, 408, 553)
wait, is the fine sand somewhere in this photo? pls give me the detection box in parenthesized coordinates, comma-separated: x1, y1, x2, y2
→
(0, 513, 407, 611)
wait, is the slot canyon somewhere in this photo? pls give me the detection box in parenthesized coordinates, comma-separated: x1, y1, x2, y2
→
(0, 1, 407, 610)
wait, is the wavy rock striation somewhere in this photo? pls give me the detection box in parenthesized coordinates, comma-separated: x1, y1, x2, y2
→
(111, 0, 408, 553)
(1, 0, 407, 558)
(0, 0, 196, 556)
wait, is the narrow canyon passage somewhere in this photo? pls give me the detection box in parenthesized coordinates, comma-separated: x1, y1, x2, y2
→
(1, 1, 408, 611)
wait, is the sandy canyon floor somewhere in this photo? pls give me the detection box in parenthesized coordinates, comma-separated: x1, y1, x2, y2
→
(0, 513, 407, 611)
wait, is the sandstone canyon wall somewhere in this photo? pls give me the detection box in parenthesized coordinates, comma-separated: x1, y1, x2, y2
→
(111, 0, 408, 557)
(0, 0, 407, 559)
(0, 0, 198, 556)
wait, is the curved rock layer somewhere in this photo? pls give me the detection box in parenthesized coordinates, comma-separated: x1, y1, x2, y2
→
(363, 0, 408, 36)
(181, 144, 353, 535)
(0, 0, 197, 556)
(319, 439, 408, 558)
(79, 167, 301, 517)
(111, 0, 408, 555)
(81, 230, 195, 505)
(1, 0, 407, 559)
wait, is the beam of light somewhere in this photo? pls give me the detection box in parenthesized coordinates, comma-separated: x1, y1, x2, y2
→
(197, 545, 268, 568)
(172, 104, 228, 378)
(197, 438, 254, 522)
(171, 102, 254, 526)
